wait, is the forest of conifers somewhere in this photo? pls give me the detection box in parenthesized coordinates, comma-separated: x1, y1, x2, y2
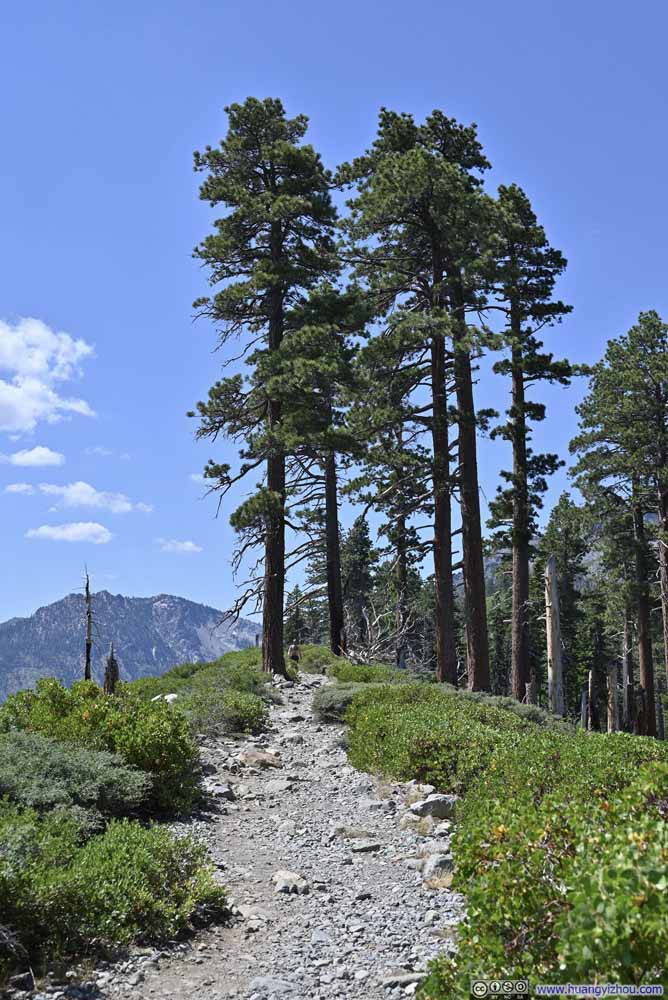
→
(191, 96, 668, 739)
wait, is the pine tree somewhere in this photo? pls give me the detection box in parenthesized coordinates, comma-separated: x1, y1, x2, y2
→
(570, 315, 668, 735)
(284, 585, 308, 645)
(532, 494, 589, 715)
(340, 515, 378, 646)
(277, 285, 367, 655)
(191, 97, 336, 676)
(338, 108, 493, 689)
(486, 184, 573, 702)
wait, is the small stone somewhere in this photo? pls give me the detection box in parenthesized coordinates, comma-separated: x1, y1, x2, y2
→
(248, 976, 292, 996)
(239, 750, 283, 769)
(422, 854, 454, 880)
(330, 825, 373, 841)
(272, 869, 310, 894)
(265, 778, 294, 795)
(409, 794, 457, 820)
(380, 972, 427, 988)
(350, 839, 381, 853)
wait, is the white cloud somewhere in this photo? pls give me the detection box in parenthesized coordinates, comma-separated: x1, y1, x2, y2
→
(189, 473, 205, 483)
(85, 445, 113, 457)
(4, 482, 34, 495)
(37, 481, 153, 514)
(26, 522, 112, 544)
(0, 318, 95, 433)
(157, 537, 203, 554)
(0, 446, 65, 467)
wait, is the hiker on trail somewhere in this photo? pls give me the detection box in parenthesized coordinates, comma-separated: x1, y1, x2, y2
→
(288, 642, 300, 664)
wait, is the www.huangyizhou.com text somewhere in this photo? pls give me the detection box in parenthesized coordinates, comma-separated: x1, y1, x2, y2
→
(534, 986, 663, 997)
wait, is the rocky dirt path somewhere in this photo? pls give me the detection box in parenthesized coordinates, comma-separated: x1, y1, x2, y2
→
(94, 674, 463, 1000)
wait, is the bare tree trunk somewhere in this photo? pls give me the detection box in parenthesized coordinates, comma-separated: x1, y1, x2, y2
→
(545, 555, 565, 715)
(262, 272, 287, 678)
(587, 669, 595, 731)
(633, 500, 656, 735)
(621, 611, 634, 731)
(580, 686, 588, 728)
(657, 493, 668, 688)
(657, 690, 665, 740)
(510, 339, 531, 700)
(84, 571, 92, 682)
(324, 451, 345, 656)
(395, 513, 408, 670)
(430, 333, 458, 685)
(450, 287, 489, 691)
(607, 661, 619, 732)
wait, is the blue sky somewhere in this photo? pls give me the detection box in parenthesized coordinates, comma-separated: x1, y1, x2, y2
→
(1, 0, 667, 620)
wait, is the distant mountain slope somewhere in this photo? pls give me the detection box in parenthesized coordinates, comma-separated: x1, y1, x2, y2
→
(0, 591, 259, 701)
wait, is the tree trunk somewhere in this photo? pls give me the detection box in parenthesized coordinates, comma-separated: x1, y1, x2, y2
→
(430, 333, 458, 685)
(395, 512, 408, 670)
(84, 572, 92, 682)
(657, 491, 668, 688)
(657, 691, 665, 740)
(633, 500, 656, 735)
(324, 451, 345, 656)
(621, 612, 635, 732)
(510, 339, 531, 699)
(587, 669, 595, 731)
(607, 660, 619, 732)
(580, 686, 588, 728)
(450, 295, 490, 691)
(545, 555, 565, 715)
(262, 274, 287, 678)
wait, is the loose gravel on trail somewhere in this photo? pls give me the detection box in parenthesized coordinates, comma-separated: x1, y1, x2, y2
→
(20, 673, 464, 1000)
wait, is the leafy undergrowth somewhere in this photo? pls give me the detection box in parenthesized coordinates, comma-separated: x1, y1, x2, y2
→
(0, 645, 286, 984)
(343, 681, 668, 993)
(0, 803, 226, 981)
(0, 679, 199, 815)
(0, 731, 152, 832)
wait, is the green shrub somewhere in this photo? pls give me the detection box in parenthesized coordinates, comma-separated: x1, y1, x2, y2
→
(298, 645, 341, 674)
(346, 683, 527, 793)
(342, 681, 668, 993)
(129, 647, 278, 735)
(328, 660, 410, 684)
(0, 802, 226, 979)
(312, 682, 371, 722)
(184, 685, 268, 735)
(0, 732, 151, 828)
(0, 679, 198, 815)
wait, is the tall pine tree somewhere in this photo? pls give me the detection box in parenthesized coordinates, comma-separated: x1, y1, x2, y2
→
(338, 108, 493, 689)
(191, 97, 336, 676)
(487, 184, 573, 701)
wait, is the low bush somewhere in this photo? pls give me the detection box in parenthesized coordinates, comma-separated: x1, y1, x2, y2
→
(185, 684, 268, 735)
(346, 683, 528, 793)
(345, 683, 668, 995)
(297, 645, 342, 674)
(0, 679, 198, 815)
(0, 732, 151, 829)
(328, 660, 410, 684)
(0, 802, 226, 979)
(312, 682, 373, 722)
(129, 647, 275, 735)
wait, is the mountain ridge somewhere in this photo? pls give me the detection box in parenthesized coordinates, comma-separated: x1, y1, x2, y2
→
(0, 590, 259, 701)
